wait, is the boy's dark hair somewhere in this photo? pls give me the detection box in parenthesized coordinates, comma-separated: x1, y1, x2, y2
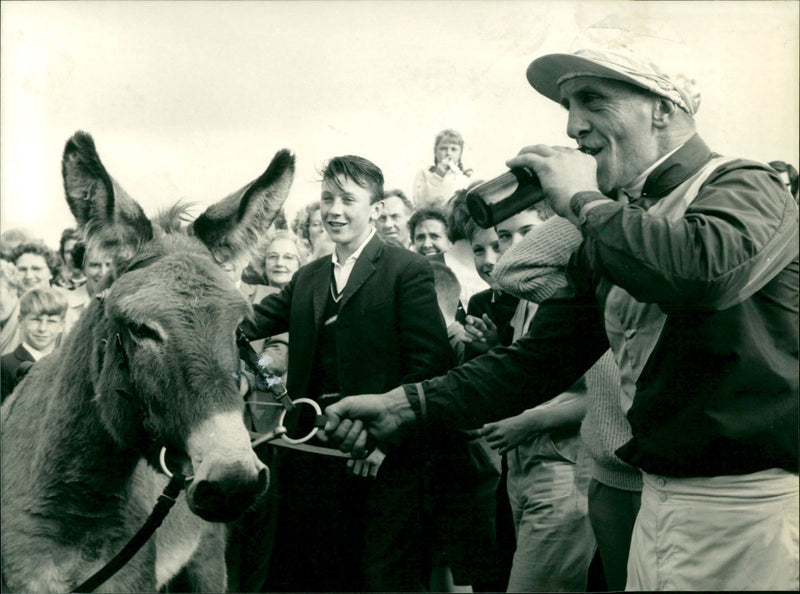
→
(530, 200, 556, 222)
(408, 207, 449, 240)
(382, 189, 414, 213)
(321, 155, 384, 204)
(19, 287, 68, 319)
(447, 182, 487, 244)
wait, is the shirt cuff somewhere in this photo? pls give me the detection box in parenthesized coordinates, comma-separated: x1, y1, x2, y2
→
(402, 383, 426, 421)
(570, 191, 614, 224)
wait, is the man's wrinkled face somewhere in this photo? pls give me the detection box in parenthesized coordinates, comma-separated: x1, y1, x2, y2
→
(560, 76, 660, 195)
(413, 218, 452, 257)
(376, 196, 412, 247)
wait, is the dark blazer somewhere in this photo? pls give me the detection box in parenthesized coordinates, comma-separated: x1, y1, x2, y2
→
(245, 233, 453, 399)
(1, 344, 35, 404)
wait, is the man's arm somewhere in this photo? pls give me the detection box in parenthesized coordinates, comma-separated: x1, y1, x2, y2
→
(322, 286, 608, 455)
(576, 164, 799, 310)
(240, 274, 295, 340)
(411, 282, 609, 430)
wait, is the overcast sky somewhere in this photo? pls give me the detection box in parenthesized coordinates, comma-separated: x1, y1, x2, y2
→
(2, 1, 798, 248)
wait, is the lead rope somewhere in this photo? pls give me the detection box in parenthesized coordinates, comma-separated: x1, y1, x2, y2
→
(71, 472, 186, 593)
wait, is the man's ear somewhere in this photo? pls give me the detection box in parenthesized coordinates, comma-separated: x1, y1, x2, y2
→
(653, 98, 678, 128)
(370, 201, 383, 221)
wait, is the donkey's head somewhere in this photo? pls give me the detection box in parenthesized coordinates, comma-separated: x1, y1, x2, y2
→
(62, 131, 293, 522)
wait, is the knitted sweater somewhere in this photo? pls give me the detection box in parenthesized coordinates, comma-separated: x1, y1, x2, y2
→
(493, 216, 641, 491)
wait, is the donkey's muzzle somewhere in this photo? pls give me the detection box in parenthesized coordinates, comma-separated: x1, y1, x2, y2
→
(187, 464, 270, 522)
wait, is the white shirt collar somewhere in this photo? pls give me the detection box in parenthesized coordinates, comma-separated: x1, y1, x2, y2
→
(21, 341, 53, 361)
(618, 143, 684, 202)
(331, 227, 376, 294)
(332, 227, 375, 268)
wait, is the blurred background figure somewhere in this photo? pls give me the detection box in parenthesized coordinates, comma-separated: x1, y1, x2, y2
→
(376, 189, 414, 250)
(243, 229, 309, 310)
(292, 201, 334, 260)
(9, 242, 59, 294)
(242, 209, 289, 286)
(64, 242, 115, 335)
(443, 189, 491, 313)
(769, 160, 799, 204)
(53, 228, 86, 290)
(0, 228, 39, 262)
(413, 129, 473, 209)
(1, 260, 24, 356)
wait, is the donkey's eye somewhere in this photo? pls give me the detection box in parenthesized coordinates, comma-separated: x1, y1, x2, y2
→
(127, 322, 163, 343)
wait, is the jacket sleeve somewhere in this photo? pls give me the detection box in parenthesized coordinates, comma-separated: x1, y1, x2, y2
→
(408, 272, 610, 430)
(241, 274, 295, 339)
(396, 256, 455, 383)
(578, 162, 800, 310)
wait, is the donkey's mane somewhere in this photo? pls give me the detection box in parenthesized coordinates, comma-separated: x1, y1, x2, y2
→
(153, 200, 197, 234)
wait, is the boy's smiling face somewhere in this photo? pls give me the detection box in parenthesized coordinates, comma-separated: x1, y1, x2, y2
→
(20, 313, 64, 351)
(320, 175, 378, 255)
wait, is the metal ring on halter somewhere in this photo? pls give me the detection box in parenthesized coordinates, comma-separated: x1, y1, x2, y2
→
(159, 447, 195, 481)
(278, 397, 323, 444)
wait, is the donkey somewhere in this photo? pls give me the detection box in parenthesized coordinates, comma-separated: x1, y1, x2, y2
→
(1, 131, 294, 592)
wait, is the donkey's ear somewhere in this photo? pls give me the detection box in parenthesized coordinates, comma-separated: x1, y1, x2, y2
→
(190, 149, 295, 264)
(62, 131, 153, 248)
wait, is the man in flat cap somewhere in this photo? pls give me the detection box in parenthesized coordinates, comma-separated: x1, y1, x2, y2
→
(322, 48, 799, 591)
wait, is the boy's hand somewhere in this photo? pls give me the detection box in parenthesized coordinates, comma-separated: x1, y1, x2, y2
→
(477, 413, 541, 455)
(462, 314, 499, 347)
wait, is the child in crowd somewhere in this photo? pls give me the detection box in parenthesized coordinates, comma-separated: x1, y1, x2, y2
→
(424, 259, 507, 593)
(1, 259, 24, 356)
(413, 129, 473, 208)
(1, 287, 67, 401)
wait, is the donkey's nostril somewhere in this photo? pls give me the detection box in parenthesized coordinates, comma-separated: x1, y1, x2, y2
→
(189, 465, 270, 523)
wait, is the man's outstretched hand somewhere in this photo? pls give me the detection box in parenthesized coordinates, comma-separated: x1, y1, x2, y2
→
(319, 387, 417, 458)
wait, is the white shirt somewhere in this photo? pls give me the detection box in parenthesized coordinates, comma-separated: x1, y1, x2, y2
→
(618, 144, 684, 203)
(332, 228, 375, 294)
(21, 341, 53, 361)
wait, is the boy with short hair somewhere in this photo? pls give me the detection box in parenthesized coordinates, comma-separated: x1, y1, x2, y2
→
(425, 259, 507, 592)
(243, 154, 453, 591)
(1, 287, 67, 401)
